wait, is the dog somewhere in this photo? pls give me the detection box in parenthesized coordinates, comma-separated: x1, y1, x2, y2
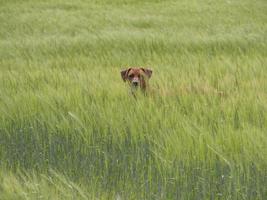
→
(120, 67, 152, 94)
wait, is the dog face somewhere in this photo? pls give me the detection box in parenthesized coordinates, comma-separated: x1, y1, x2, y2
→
(121, 67, 152, 90)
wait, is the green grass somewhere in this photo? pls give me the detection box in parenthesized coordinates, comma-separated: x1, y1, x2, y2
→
(0, 0, 267, 199)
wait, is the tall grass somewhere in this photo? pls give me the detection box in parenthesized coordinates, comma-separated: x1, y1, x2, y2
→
(0, 0, 266, 199)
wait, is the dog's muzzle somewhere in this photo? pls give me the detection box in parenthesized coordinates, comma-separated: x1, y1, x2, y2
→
(131, 77, 139, 87)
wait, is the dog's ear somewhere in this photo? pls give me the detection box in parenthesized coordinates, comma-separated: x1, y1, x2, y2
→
(121, 68, 131, 82)
(141, 68, 153, 78)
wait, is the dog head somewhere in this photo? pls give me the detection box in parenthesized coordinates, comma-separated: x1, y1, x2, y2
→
(121, 67, 152, 90)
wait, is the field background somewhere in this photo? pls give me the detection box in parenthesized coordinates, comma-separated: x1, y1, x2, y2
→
(0, 0, 266, 199)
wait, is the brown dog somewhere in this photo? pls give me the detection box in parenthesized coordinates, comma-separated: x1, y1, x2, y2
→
(121, 67, 152, 93)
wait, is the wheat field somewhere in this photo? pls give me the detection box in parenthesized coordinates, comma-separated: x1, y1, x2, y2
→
(0, 0, 266, 199)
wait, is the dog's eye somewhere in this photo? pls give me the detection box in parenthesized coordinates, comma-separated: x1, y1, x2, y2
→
(129, 74, 134, 78)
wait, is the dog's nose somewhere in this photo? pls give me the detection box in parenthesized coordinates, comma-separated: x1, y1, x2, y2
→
(132, 81, 138, 86)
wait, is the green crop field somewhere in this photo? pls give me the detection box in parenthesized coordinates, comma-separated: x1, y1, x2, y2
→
(0, 0, 266, 199)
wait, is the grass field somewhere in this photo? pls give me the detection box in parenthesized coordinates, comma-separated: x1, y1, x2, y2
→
(0, 0, 267, 199)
